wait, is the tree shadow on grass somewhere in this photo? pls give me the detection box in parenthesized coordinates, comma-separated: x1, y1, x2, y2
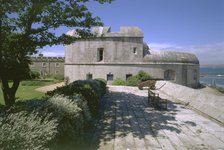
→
(89, 90, 187, 150)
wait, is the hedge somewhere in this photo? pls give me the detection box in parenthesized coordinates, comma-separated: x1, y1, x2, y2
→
(112, 71, 152, 86)
(0, 79, 106, 150)
(47, 79, 106, 117)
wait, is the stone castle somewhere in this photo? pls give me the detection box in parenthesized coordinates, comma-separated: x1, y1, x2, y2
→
(30, 55, 64, 77)
(64, 26, 199, 88)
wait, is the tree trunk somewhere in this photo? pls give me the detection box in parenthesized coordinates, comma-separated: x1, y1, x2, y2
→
(1, 78, 20, 108)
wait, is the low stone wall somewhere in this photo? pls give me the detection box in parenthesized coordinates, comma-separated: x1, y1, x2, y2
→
(156, 81, 224, 124)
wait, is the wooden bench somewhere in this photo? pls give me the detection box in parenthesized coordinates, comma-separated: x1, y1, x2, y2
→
(148, 89, 167, 110)
(138, 80, 168, 110)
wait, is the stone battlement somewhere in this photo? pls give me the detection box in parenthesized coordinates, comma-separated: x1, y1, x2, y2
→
(31, 57, 64, 62)
(66, 26, 144, 38)
(92, 26, 144, 37)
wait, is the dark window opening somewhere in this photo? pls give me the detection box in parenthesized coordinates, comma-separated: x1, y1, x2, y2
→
(107, 74, 113, 81)
(97, 48, 104, 62)
(133, 47, 137, 54)
(55, 62, 60, 67)
(164, 70, 175, 80)
(86, 73, 93, 80)
(193, 70, 197, 80)
(42, 62, 46, 67)
(126, 74, 132, 80)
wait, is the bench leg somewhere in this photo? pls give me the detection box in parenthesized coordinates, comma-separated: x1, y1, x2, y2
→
(148, 91, 150, 105)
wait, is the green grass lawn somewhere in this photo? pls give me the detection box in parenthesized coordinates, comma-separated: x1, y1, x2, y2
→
(0, 79, 58, 105)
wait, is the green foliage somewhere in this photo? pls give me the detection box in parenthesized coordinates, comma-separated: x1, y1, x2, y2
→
(0, 111, 58, 150)
(126, 71, 152, 86)
(136, 70, 152, 80)
(111, 71, 152, 86)
(95, 78, 107, 94)
(0, 94, 93, 149)
(72, 80, 101, 116)
(30, 71, 41, 79)
(46, 95, 86, 145)
(0, 0, 112, 107)
(112, 78, 126, 85)
(46, 79, 106, 117)
(126, 76, 141, 86)
(52, 74, 64, 81)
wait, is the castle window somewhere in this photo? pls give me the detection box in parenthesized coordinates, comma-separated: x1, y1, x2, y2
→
(55, 70, 59, 74)
(126, 74, 132, 80)
(42, 62, 47, 68)
(55, 62, 60, 67)
(107, 73, 113, 81)
(97, 48, 104, 62)
(133, 47, 137, 54)
(193, 70, 197, 80)
(164, 70, 175, 80)
(86, 73, 93, 80)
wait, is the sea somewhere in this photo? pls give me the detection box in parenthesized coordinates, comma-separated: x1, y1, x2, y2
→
(200, 66, 224, 88)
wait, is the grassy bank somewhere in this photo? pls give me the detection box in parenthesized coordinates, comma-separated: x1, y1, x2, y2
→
(0, 79, 59, 105)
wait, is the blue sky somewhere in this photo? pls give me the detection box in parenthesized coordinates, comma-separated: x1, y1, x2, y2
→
(39, 0, 224, 65)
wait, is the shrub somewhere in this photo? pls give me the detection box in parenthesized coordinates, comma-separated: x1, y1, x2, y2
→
(0, 111, 58, 150)
(126, 71, 152, 86)
(0, 79, 107, 149)
(126, 76, 141, 86)
(46, 84, 72, 96)
(30, 71, 40, 79)
(1, 94, 92, 149)
(136, 70, 152, 80)
(46, 95, 85, 145)
(46, 79, 106, 117)
(71, 80, 101, 117)
(73, 95, 92, 124)
(95, 78, 107, 94)
(112, 78, 126, 85)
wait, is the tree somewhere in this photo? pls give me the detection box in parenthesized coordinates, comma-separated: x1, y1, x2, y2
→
(0, 0, 112, 108)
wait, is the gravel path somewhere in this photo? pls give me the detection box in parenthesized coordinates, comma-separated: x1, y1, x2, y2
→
(90, 86, 224, 150)
(35, 82, 65, 93)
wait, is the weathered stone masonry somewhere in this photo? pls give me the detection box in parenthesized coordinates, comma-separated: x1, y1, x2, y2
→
(30, 56, 64, 77)
(65, 26, 199, 88)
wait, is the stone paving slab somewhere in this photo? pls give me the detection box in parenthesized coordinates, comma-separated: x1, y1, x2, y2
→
(91, 86, 224, 150)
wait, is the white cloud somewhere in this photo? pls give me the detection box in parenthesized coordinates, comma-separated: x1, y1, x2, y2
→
(148, 42, 224, 65)
(39, 51, 64, 57)
(36, 45, 64, 57)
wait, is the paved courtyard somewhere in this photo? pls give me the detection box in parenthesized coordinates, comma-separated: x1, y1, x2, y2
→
(90, 86, 224, 150)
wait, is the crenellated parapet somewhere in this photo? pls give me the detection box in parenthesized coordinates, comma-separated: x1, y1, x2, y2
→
(31, 57, 64, 62)
(66, 26, 144, 38)
(92, 26, 144, 37)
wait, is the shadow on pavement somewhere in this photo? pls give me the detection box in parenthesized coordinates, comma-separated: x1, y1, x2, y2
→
(89, 90, 186, 149)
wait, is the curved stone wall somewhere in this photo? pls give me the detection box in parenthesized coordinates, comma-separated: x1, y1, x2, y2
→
(65, 62, 199, 87)
(65, 26, 200, 88)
